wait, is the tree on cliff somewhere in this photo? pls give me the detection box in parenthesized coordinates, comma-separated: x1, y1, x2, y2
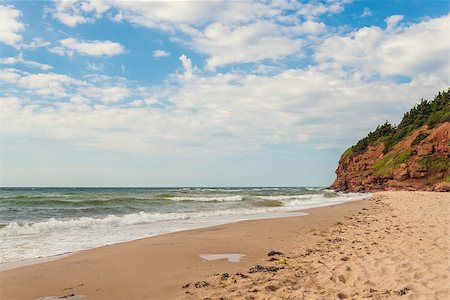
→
(350, 89, 449, 155)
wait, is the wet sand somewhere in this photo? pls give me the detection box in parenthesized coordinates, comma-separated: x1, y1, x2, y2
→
(1, 192, 448, 299)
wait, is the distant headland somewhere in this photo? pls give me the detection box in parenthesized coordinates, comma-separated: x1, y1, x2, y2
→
(332, 89, 449, 192)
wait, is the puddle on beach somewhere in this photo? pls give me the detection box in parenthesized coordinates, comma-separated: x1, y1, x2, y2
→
(199, 253, 246, 263)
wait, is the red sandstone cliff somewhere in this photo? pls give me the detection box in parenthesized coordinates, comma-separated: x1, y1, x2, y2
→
(331, 122, 449, 192)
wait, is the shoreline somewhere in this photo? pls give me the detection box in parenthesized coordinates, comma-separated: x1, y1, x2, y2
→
(0, 192, 370, 271)
(0, 194, 370, 299)
(0, 211, 310, 272)
(1, 191, 448, 299)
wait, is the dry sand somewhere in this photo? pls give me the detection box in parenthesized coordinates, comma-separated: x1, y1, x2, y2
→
(187, 192, 450, 299)
(0, 191, 448, 300)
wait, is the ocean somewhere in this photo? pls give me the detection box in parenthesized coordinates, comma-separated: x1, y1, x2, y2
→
(0, 187, 369, 269)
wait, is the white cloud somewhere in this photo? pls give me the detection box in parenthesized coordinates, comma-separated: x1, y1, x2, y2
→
(113, 1, 327, 68)
(47, 0, 346, 68)
(48, 46, 69, 57)
(1, 6, 447, 159)
(52, 1, 89, 27)
(193, 21, 304, 70)
(86, 62, 105, 72)
(79, 0, 110, 15)
(359, 7, 372, 18)
(290, 20, 327, 35)
(0, 68, 21, 84)
(1, 64, 446, 157)
(51, 0, 100, 27)
(50, 0, 107, 27)
(70, 94, 89, 104)
(179, 54, 194, 79)
(17, 73, 85, 97)
(52, 38, 125, 57)
(316, 14, 449, 79)
(0, 5, 25, 48)
(296, 0, 348, 17)
(109, 1, 224, 29)
(21, 37, 51, 49)
(81, 86, 131, 103)
(385, 15, 404, 32)
(153, 50, 170, 58)
(0, 54, 53, 70)
(108, 1, 344, 30)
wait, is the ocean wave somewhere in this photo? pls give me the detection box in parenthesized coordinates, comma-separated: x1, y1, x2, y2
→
(285, 193, 370, 207)
(0, 192, 371, 237)
(256, 194, 320, 201)
(305, 187, 324, 191)
(170, 195, 243, 202)
(0, 207, 274, 237)
(192, 188, 245, 192)
(1, 197, 161, 208)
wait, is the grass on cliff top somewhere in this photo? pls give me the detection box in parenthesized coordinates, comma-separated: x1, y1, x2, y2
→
(418, 155, 449, 172)
(340, 147, 353, 159)
(373, 149, 412, 177)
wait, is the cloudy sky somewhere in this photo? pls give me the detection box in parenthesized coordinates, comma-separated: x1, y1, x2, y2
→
(0, 0, 448, 187)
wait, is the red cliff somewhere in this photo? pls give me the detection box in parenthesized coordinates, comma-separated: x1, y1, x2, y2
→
(331, 89, 449, 192)
(331, 122, 449, 192)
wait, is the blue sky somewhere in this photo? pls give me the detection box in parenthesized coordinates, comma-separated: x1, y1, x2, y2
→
(0, 0, 448, 187)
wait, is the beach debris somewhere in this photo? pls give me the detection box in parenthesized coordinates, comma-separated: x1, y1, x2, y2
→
(275, 258, 288, 265)
(267, 250, 283, 256)
(182, 283, 190, 289)
(328, 238, 343, 243)
(265, 285, 279, 292)
(305, 248, 319, 256)
(62, 284, 84, 291)
(194, 281, 210, 288)
(235, 272, 249, 279)
(37, 295, 87, 300)
(337, 292, 347, 299)
(248, 265, 280, 273)
(340, 256, 350, 261)
(394, 287, 410, 296)
(220, 273, 229, 280)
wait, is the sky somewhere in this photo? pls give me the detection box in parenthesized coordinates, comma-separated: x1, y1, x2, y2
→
(0, 0, 448, 187)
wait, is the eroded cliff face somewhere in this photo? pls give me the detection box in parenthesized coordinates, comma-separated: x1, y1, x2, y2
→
(331, 122, 449, 192)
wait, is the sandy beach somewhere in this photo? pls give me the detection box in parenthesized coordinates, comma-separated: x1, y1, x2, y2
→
(0, 191, 448, 299)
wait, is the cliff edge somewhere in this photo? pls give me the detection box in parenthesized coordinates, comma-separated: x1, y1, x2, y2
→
(332, 90, 449, 192)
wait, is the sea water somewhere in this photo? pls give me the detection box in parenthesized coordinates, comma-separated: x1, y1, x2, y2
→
(0, 187, 370, 269)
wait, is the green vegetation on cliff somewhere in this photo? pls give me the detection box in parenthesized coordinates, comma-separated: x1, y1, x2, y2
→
(418, 155, 449, 173)
(351, 122, 396, 154)
(373, 149, 412, 177)
(347, 89, 449, 156)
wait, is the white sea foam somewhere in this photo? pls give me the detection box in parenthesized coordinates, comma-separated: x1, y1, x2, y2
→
(284, 193, 369, 207)
(256, 194, 320, 201)
(0, 207, 286, 237)
(0, 192, 370, 267)
(305, 187, 323, 191)
(170, 195, 243, 202)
